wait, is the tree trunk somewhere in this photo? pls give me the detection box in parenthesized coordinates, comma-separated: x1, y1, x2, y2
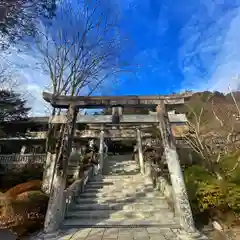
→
(44, 105, 78, 233)
(156, 103, 195, 232)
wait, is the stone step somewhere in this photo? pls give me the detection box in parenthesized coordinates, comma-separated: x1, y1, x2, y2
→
(70, 201, 170, 211)
(76, 194, 166, 204)
(77, 191, 163, 199)
(89, 178, 151, 184)
(82, 187, 118, 193)
(85, 183, 152, 190)
(85, 182, 154, 189)
(62, 218, 179, 228)
(66, 209, 174, 220)
(70, 203, 121, 211)
(93, 176, 141, 181)
(86, 181, 114, 187)
(82, 187, 155, 193)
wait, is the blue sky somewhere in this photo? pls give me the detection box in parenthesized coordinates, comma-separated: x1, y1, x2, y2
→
(2, 0, 240, 115)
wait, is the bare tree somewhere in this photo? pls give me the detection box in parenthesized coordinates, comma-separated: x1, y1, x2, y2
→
(181, 92, 240, 180)
(39, 0, 128, 193)
(37, 0, 131, 232)
(37, 0, 126, 98)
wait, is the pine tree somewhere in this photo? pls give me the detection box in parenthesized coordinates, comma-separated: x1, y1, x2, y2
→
(0, 89, 30, 123)
(0, 0, 57, 48)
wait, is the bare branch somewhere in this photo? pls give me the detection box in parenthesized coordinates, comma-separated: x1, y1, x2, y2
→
(36, 0, 129, 100)
(212, 100, 224, 127)
(229, 83, 240, 116)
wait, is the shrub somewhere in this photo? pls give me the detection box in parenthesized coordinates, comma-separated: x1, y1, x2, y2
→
(184, 165, 214, 213)
(218, 151, 240, 184)
(184, 165, 213, 184)
(226, 183, 240, 212)
(5, 180, 42, 198)
(184, 164, 240, 215)
(19, 165, 43, 181)
(196, 182, 226, 212)
(0, 165, 43, 191)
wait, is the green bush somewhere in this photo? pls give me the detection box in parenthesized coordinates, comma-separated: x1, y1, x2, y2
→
(184, 164, 240, 215)
(184, 165, 214, 213)
(218, 151, 240, 184)
(184, 165, 213, 183)
(196, 182, 226, 212)
(226, 183, 240, 212)
(0, 165, 43, 191)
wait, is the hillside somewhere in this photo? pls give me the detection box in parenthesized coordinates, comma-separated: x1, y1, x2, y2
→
(180, 91, 240, 134)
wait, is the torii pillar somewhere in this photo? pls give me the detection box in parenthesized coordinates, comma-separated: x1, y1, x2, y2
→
(156, 102, 195, 232)
(111, 106, 123, 125)
(44, 105, 78, 234)
(98, 126, 105, 173)
(136, 128, 145, 174)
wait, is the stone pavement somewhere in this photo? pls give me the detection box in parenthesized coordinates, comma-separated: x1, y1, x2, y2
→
(38, 154, 208, 239)
(57, 227, 193, 240)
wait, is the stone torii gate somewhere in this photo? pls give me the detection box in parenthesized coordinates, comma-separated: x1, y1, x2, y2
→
(42, 92, 195, 234)
(48, 108, 188, 175)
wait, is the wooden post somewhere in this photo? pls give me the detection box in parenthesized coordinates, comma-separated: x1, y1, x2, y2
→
(156, 103, 195, 232)
(99, 127, 104, 174)
(136, 128, 144, 174)
(44, 105, 78, 234)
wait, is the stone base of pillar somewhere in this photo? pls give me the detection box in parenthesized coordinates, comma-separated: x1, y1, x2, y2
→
(34, 229, 62, 240)
(44, 169, 66, 233)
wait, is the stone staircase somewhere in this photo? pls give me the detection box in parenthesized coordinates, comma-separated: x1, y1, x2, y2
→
(62, 154, 179, 228)
(33, 154, 209, 239)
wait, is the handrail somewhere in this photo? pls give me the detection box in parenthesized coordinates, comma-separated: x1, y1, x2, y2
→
(61, 163, 97, 223)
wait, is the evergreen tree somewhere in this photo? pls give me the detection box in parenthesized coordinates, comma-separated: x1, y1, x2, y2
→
(0, 89, 30, 123)
(0, 0, 57, 48)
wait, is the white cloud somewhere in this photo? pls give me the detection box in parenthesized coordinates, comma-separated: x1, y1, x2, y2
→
(1, 44, 52, 116)
(208, 7, 240, 92)
(179, 3, 240, 93)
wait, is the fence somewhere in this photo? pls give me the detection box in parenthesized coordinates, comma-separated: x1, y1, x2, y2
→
(0, 154, 47, 170)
